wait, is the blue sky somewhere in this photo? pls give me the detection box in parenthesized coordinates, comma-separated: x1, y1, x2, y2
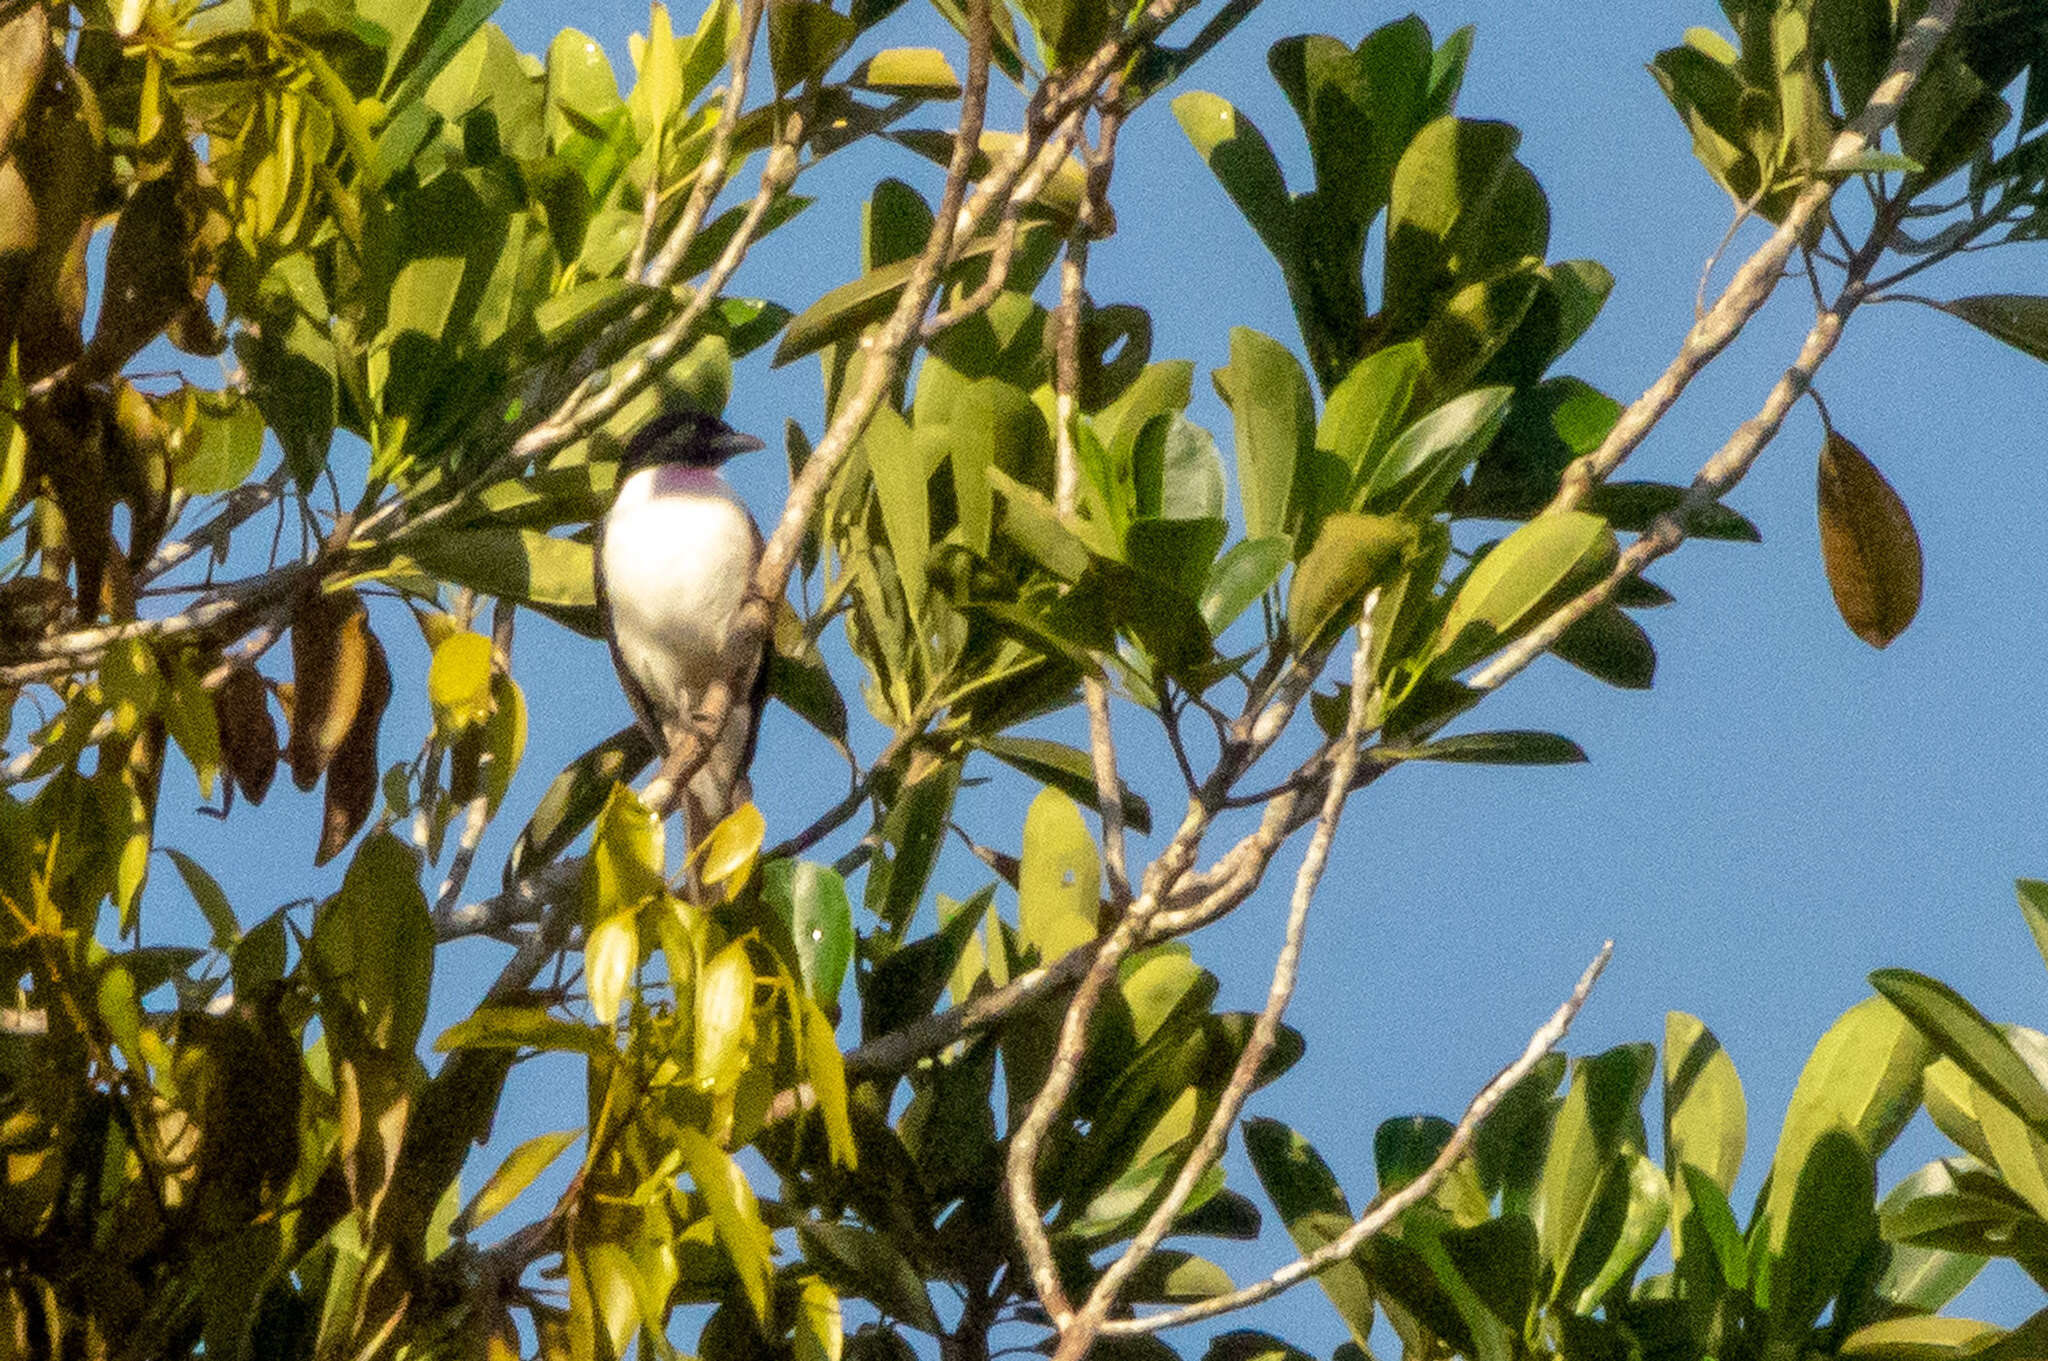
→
(123, 0, 2048, 1348)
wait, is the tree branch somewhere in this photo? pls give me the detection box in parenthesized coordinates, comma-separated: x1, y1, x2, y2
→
(1098, 940, 1615, 1336)
(1547, 0, 1962, 513)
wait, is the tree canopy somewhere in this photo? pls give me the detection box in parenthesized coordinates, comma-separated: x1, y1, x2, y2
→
(6, 0, 2048, 1358)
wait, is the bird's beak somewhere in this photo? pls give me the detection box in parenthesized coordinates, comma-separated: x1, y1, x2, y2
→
(711, 430, 767, 461)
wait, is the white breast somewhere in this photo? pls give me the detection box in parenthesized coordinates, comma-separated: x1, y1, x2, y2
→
(601, 465, 759, 732)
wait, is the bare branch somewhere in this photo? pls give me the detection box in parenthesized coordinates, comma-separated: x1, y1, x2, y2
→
(1061, 592, 1382, 1361)
(1547, 0, 1962, 513)
(1470, 200, 1893, 696)
(1099, 940, 1615, 1337)
(641, 0, 769, 287)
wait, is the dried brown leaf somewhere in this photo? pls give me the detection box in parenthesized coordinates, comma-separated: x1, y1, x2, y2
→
(1817, 432, 1923, 648)
(317, 626, 389, 866)
(213, 665, 279, 805)
(290, 589, 369, 791)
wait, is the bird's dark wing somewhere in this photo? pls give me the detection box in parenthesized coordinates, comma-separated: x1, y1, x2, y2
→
(738, 513, 770, 774)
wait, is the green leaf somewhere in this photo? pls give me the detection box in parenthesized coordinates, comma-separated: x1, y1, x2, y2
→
(1376, 1114, 1455, 1192)
(1018, 788, 1099, 965)
(1871, 969, 2048, 1132)
(1535, 1044, 1654, 1288)
(1550, 602, 1656, 689)
(1287, 513, 1415, 648)
(1767, 1126, 1877, 1338)
(768, 0, 858, 92)
(312, 833, 434, 1052)
(1242, 1119, 1375, 1347)
(163, 847, 238, 950)
(974, 735, 1153, 835)
(1940, 294, 2048, 364)
(162, 651, 222, 801)
(1378, 730, 1587, 765)
(864, 403, 929, 617)
(434, 1005, 613, 1057)
(1360, 385, 1512, 517)
(1172, 92, 1297, 271)
(1432, 511, 1615, 673)
(1216, 328, 1312, 541)
(1664, 1011, 1746, 1268)
(1839, 1317, 2006, 1358)
(504, 724, 657, 891)
(797, 1220, 942, 1334)
(170, 388, 267, 495)
(1817, 432, 1922, 649)
(783, 860, 855, 1008)
(1759, 995, 1930, 1280)
(2018, 880, 2048, 977)
(1383, 116, 1523, 327)
(1825, 147, 1924, 173)
(397, 527, 598, 633)
(775, 224, 1052, 367)
(1677, 1163, 1749, 1290)
(1121, 1250, 1234, 1303)
(1157, 414, 1228, 522)
(1319, 342, 1424, 492)
(457, 1128, 581, 1235)
(864, 757, 960, 938)
(677, 1127, 774, 1321)
(1572, 1152, 1670, 1311)
(1125, 517, 1227, 598)
(1201, 537, 1289, 634)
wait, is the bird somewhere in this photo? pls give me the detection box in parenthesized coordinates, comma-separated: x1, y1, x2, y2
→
(595, 406, 769, 848)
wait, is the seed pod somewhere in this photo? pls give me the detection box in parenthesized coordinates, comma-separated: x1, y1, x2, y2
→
(213, 665, 278, 805)
(317, 626, 390, 866)
(289, 589, 369, 790)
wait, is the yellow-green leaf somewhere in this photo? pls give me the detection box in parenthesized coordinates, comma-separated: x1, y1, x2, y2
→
(794, 1276, 843, 1361)
(694, 938, 755, 1092)
(851, 48, 960, 95)
(1286, 513, 1414, 649)
(458, 1128, 583, 1235)
(582, 784, 666, 927)
(1017, 788, 1099, 965)
(483, 674, 527, 813)
(696, 802, 765, 900)
(1816, 432, 1921, 649)
(800, 993, 856, 1167)
(427, 631, 495, 735)
(675, 1126, 773, 1321)
(1433, 510, 1615, 673)
(585, 912, 638, 1031)
(163, 650, 221, 800)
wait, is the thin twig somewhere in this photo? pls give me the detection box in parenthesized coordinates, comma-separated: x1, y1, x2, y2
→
(642, 0, 769, 287)
(1099, 940, 1615, 1336)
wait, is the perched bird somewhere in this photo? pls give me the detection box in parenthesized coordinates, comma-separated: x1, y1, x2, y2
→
(595, 407, 769, 845)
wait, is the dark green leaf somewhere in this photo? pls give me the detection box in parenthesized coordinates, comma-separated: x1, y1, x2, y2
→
(1378, 730, 1587, 765)
(975, 735, 1152, 835)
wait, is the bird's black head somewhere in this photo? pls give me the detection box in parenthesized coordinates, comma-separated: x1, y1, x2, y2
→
(621, 408, 766, 474)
